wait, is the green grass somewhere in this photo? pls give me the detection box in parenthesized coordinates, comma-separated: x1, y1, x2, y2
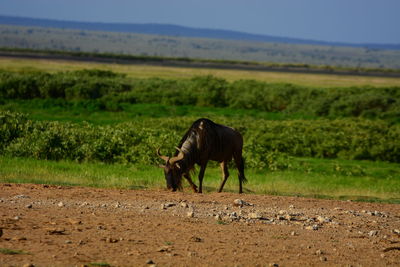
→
(1, 156, 399, 203)
(1, 56, 400, 88)
(0, 99, 315, 125)
(0, 156, 162, 190)
(0, 248, 29, 255)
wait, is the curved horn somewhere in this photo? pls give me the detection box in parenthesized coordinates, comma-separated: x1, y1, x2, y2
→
(157, 148, 169, 162)
(169, 147, 185, 165)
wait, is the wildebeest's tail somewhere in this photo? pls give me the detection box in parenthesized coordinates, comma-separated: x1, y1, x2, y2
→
(239, 156, 247, 184)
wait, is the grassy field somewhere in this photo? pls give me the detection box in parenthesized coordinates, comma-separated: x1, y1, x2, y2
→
(1, 56, 399, 203)
(1, 56, 400, 88)
(1, 156, 399, 203)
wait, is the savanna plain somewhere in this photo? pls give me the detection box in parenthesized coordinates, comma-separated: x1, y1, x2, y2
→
(1, 55, 400, 266)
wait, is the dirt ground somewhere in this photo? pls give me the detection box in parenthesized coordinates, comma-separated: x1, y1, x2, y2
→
(1, 183, 399, 267)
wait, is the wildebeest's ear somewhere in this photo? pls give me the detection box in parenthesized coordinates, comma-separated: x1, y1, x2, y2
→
(158, 164, 166, 168)
(176, 163, 181, 169)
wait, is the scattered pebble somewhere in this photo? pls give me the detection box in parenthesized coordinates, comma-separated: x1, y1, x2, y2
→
(189, 236, 203, 242)
(14, 195, 31, 199)
(106, 237, 119, 243)
(233, 199, 244, 207)
(306, 225, 319, 231)
(57, 202, 64, 207)
(369, 230, 378, 237)
(248, 212, 262, 219)
(320, 256, 327, 262)
(316, 216, 331, 223)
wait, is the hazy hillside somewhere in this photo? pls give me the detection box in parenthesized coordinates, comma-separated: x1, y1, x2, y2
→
(1, 15, 399, 50)
(1, 24, 400, 69)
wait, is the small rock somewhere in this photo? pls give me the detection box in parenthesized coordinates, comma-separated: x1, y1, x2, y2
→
(157, 246, 171, 252)
(290, 231, 297, 236)
(14, 195, 30, 199)
(65, 240, 72, 244)
(180, 202, 189, 208)
(320, 256, 327, 262)
(187, 211, 194, 218)
(305, 225, 319, 231)
(315, 249, 324, 255)
(284, 214, 293, 221)
(13, 216, 21, 220)
(278, 210, 287, 215)
(106, 237, 118, 243)
(269, 264, 279, 267)
(369, 230, 378, 237)
(393, 229, 400, 235)
(57, 202, 64, 207)
(289, 205, 295, 209)
(248, 212, 262, 219)
(47, 228, 66, 235)
(146, 259, 154, 264)
(165, 202, 175, 207)
(189, 236, 203, 242)
(114, 202, 120, 208)
(22, 264, 35, 267)
(26, 204, 33, 209)
(316, 216, 331, 223)
(233, 199, 244, 207)
(215, 214, 222, 220)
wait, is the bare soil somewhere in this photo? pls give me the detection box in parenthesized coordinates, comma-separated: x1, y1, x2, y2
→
(1, 183, 399, 266)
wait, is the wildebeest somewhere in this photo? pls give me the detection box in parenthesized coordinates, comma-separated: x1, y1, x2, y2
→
(157, 118, 246, 193)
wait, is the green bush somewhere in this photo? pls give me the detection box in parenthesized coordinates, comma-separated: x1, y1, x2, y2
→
(1, 69, 400, 121)
(1, 111, 399, 167)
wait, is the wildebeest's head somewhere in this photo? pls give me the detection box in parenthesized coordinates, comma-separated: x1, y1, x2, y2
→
(157, 148, 184, 191)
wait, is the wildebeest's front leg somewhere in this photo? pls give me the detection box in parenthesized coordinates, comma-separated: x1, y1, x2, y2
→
(198, 162, 208, 193)
(184, 173, 198, 193)
(218, 161, 229, 193)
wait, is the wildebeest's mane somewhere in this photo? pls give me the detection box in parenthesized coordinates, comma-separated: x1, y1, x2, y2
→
(175, 118, 221, 157)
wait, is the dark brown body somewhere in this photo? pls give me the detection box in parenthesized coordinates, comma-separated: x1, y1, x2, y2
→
(158, 118, 247, 193)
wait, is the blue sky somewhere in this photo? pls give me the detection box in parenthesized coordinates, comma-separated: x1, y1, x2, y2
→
(1, 0, 399, 44)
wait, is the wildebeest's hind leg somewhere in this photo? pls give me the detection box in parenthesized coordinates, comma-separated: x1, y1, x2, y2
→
(234, 153, 247, 194)
(218, 162, 229, 193)
(184, 173, 198, 193)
